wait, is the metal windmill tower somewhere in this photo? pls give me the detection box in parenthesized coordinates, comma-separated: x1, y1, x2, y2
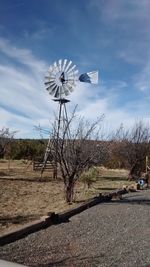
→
(41, 59, 98, 178)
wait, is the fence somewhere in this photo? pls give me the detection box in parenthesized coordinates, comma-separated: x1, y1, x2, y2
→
(33, 160, 54, 171)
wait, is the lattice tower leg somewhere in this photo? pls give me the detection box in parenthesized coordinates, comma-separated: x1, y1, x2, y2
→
(41, 99, 70, 179)
(41, 136, 52, 178)
(53, 101, 70, 179)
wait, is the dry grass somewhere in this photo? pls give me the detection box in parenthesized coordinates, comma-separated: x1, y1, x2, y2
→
(0, 160, 133, 235)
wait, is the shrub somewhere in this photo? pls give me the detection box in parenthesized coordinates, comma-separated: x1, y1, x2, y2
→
(80, 167, 99, 189)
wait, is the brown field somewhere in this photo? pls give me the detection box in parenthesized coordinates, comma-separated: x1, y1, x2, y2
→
(0, 159, 133, 235)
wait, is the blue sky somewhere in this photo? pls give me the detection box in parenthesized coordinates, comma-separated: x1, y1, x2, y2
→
(0, 0, 150, 138)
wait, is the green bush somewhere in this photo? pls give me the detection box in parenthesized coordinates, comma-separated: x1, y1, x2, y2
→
(80, 167, 99, 189)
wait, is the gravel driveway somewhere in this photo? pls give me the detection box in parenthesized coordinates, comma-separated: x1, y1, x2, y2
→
(0, 190, 150, 267)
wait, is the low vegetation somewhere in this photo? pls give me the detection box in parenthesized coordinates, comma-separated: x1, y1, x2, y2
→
(0, 159, 133, 235)
(80, 167, 99, 189)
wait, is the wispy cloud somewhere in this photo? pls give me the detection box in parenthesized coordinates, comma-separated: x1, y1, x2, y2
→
(89, 0, 150, 23)
(23, 19, 56, 41)
(0, 38, 47, 72)
(133, 58, 150, 92)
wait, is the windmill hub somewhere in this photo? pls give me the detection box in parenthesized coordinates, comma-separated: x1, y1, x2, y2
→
(60, 72, 65, 83)
(54, 71, 67, 87)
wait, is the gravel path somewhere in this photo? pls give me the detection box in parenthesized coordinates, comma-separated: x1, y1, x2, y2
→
(0, 190, 150, 267)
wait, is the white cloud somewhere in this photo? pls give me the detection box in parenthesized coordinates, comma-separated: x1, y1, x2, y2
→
(23, 20, 55, 41)
(73, 91, 134, 131)
(0, 37, 47, 73)
(133, 58, 150, 92)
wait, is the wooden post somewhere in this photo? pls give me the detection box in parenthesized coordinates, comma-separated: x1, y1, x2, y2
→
(8, 157, 11, 172)
(146, 156, 148, 174)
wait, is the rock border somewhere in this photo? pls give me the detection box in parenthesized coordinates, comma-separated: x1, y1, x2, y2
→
(0, 187, 136, 246)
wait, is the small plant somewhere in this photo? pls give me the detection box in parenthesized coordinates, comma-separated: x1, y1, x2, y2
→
(80, 167, 99, 189)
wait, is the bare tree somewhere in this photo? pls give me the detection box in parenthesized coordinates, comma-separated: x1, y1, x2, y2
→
(49, 111, 105, 203)
(112, 121, 150, 179)
(0, 128, 16, 158)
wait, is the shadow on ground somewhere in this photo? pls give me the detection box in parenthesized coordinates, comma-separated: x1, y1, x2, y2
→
(102, 176, 128, 181)
(0, 177, 52, 183)
(0, 214, 41, 225)
(95, 187, 118, 191)
(110, 196, 150, 206)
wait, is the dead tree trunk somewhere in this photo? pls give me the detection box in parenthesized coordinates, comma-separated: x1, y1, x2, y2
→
(65, 180, 75, 203)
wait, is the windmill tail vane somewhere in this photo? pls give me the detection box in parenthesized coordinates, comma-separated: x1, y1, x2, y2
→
(79, 71, 98, 84)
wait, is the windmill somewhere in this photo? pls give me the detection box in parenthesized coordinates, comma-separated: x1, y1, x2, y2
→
(41, 59, 98, 178)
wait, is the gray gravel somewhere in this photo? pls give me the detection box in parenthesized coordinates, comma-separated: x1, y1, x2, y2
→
(0, 190, 150, 267)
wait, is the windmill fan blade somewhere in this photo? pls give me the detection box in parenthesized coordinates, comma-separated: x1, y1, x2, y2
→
(50, 84, 59, 96)
(46, 86, 53, 93)
(62, 59, 67, 71)
(45, 80, 55, 85)
(69, 69, 79, 76)
(48, 77, 55, 81)
(61, 84, 69, 96)
(45, 76, 55, 80)
(58, 59, 62, 72)
(48, 68, 56, 76)
(67, 79, 75, 86)
(44, 81, 55, 86)
(46, 74, 55, 80)
(64, 89, 69, 96)
(67, 70, 79, 79)
(79, 71, 98, 84)
(65, 83, 74, 92)
(53, 61, 57, 68)
(46, 84, 58, 95)
(48, 66, 53, 73)
(48, 69, 56, 76)
(45, 86, 51, 91)
(54, 87, 60, 98)
(53, 62, 59, 73)
(67, 64, 76, 74)
(46, 82, 57, 92)
(64, 60, 72, 72)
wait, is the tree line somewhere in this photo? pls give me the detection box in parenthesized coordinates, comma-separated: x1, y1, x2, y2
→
(0, 137, 46, 160)
(0, 121, 150, 172)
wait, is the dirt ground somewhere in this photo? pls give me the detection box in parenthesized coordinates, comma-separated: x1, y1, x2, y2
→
(0, 159, 133, 235)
